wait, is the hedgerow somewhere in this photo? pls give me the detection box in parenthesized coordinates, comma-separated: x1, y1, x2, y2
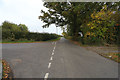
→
(1, 21, 59, 41)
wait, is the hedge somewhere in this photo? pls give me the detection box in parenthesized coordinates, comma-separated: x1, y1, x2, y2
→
(2, 31, 59, 41)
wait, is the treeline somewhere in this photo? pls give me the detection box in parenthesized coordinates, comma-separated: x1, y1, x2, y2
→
(39, 2, 120, 45)
(1, 21, 59, 41)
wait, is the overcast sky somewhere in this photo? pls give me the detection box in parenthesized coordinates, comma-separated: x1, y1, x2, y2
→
(0, 0, 62, 35)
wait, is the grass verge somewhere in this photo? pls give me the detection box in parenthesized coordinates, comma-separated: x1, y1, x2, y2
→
(1, 40, 34, 43)
(1, 37, 61, 44)
(100, 52, 120, 63)
(46, 37, 61, 42)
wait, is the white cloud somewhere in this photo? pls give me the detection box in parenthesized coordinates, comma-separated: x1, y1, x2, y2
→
(0, 0, 62, 34)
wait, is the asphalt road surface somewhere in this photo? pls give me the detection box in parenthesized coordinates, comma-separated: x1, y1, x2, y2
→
(2, 37, 118, 78)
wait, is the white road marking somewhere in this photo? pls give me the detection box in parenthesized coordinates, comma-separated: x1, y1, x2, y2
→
(44, 73, 49, 80)
(53, 49, 55, 52)
(44, 42, 57, 79)
(54, 46, 56, 50)
(50, 56, 53, 61)
(52, 52, 54, 55)
(48, 62, 51, 68)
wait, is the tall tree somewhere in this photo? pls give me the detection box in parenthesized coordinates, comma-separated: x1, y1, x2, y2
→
(18, 24, 28, 32)
(39, 2, 120, 40)
(39, 2, 104, 39)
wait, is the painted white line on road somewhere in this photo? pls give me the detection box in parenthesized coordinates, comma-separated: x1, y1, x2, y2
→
(44, 42, 57, 79)
(54, 46, 56, 50)
(44, 73, 49, 79)
(50, 56, 53, 61)
(52, 52, 54, 55)
(53, 49, 55, 52)
(48, 62, 51, 69)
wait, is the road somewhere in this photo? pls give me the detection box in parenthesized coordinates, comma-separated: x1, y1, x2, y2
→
(2, 37, 118, 78)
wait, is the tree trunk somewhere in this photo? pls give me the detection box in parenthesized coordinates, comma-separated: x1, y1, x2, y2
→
(72, 14, 79, 40)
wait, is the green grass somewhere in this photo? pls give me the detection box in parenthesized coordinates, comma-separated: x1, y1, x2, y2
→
(1, 37, 61, 43)
(1, 40, 35, 43)
(66, 37, 118, 47)
(46, 37, 61, 42)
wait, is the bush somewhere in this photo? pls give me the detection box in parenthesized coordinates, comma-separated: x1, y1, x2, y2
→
(79, 36, 103, 45)
(25, 32, 59, 41)
(2, 31, 59, 41)
(1, 21, 59, 42)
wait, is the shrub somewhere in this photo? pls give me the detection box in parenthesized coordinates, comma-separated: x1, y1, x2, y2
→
(1, 21, 59, 42)
(80, 36, 103, 45)
(2, 31, 59, 41)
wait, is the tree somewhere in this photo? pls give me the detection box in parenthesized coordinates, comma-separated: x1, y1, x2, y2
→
(39, 2, 105, 39)
(18, 24, 28, 32)
(1, 21, 29, 40)
(2, 21, 20, 32)
(39, 2, 120, 42)
(87, 5, 118, 43)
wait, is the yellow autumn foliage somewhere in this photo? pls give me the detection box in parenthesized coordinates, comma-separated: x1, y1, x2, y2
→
(85, 32, 90, 37)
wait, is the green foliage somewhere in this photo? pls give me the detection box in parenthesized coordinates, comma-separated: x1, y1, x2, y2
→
(40, 2, 120, 40)
(2, 21, 59, 42)
(2, 21, 28, 32)
(39, 2, 104, 38)
(18, 24, 28, 32)
(83, 37, 103, 45)
(86, 5, 119, 44)
(26, 32, 59, 41)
